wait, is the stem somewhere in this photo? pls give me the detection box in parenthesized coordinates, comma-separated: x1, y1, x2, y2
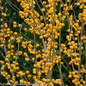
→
(83, 24, 86, 70)
(58, 1, 64, 85)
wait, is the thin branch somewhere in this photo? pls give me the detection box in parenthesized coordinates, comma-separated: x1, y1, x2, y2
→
(6, 0, 19, 13)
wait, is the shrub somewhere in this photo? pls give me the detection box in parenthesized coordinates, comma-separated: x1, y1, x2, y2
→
(0, 0, 86, 86)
